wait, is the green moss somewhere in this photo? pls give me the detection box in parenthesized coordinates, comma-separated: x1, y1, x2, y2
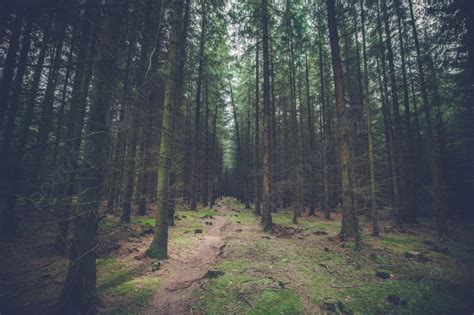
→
(377, 235, 426, 253)
(333, 279, 435, 314)
(271, 212, 339, 233)
(252, 289, 304, 315)
(131, 217, 155, 226)
(198, 208, 219, 218)
(228, 210, 257, 224)
(110, 276, 162, 299)
(194, 271, 304, 315)
(97, 258, 134, 292)
(97, 257, 163, 314)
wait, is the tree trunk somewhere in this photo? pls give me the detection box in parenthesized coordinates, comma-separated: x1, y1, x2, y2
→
(408, 0, 447, 235)
(261, 0, 273, 231)
(147, 0, 187, 259)
(360, 0, 379, 236)
(57, 1, 124, 312)
(380, 0, 405, 228)
(306, 55, 317, 216)
(190, 3, 206, 211)
(254, 40, 261, 215)
(327, 0, 359, 241)
(395, 0, 417, 223)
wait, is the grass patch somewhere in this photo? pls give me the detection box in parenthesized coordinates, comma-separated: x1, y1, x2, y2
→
(198, 208, 219, 218)
(193, 271, 304, 315)
(108, 276, 162, 304)
(131, 217, 155, 226)
(252, 289, 304, 314)
(378, 235, 425, 252)
(97, 258, 134, 292)
(271, 212, 339, 233)
(98, 257, 163, 315)
(228, 210, 257, 224)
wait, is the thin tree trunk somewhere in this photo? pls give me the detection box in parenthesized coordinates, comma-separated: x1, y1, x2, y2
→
(306, 55, 317, 216)
(360, 0, 379, 236)
(254, 40, 261, 215)
(380, 0, 405, 228)
(190, 3, 206, 211)
(395, 0, 417, 223)
(261, 0, 273, 231)
(408, 0, 447, 235)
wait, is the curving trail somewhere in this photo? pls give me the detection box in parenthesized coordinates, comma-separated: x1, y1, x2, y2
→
(145, 202, 231, 315)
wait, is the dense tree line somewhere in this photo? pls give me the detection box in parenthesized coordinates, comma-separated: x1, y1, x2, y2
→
(225, 0, 474, 240)
(0, 0, 473, 313)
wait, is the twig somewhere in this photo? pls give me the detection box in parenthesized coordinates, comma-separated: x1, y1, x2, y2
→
(331, 283, 368, 289)
(318, 262, 333, 274)
(238, 293, 255, 308)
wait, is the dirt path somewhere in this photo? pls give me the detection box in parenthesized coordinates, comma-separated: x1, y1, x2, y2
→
(145, 202, 231, 315)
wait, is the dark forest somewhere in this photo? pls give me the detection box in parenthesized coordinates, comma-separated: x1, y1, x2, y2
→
(1, 0, 473, 314)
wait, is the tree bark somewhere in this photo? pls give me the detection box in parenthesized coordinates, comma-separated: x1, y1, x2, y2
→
(327, 0, 359, 241)
(261, 0, 273, 231)
(147, 0, 187, 259)
(58, 1, 124, 312)
(190, 2, 206, 211)
(408, 0, 447, 235)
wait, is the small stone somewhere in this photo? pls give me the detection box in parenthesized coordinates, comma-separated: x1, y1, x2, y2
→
(376, 270, 392, 279)
(204, 270, 225, 278)
(152, 261, 161, 271)
(387, 294, 407, 305)
(297, 235, 304, 239)
(194, 229, 203, 234)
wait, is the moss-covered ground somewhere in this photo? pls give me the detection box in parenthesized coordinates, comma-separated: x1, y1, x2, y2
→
(188, 198, 474, 314)
(19, 198, 471, 314)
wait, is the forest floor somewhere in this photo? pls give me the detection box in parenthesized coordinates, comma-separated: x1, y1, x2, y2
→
(2, 197, 474, 314)
(95, 197, 474, 315)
